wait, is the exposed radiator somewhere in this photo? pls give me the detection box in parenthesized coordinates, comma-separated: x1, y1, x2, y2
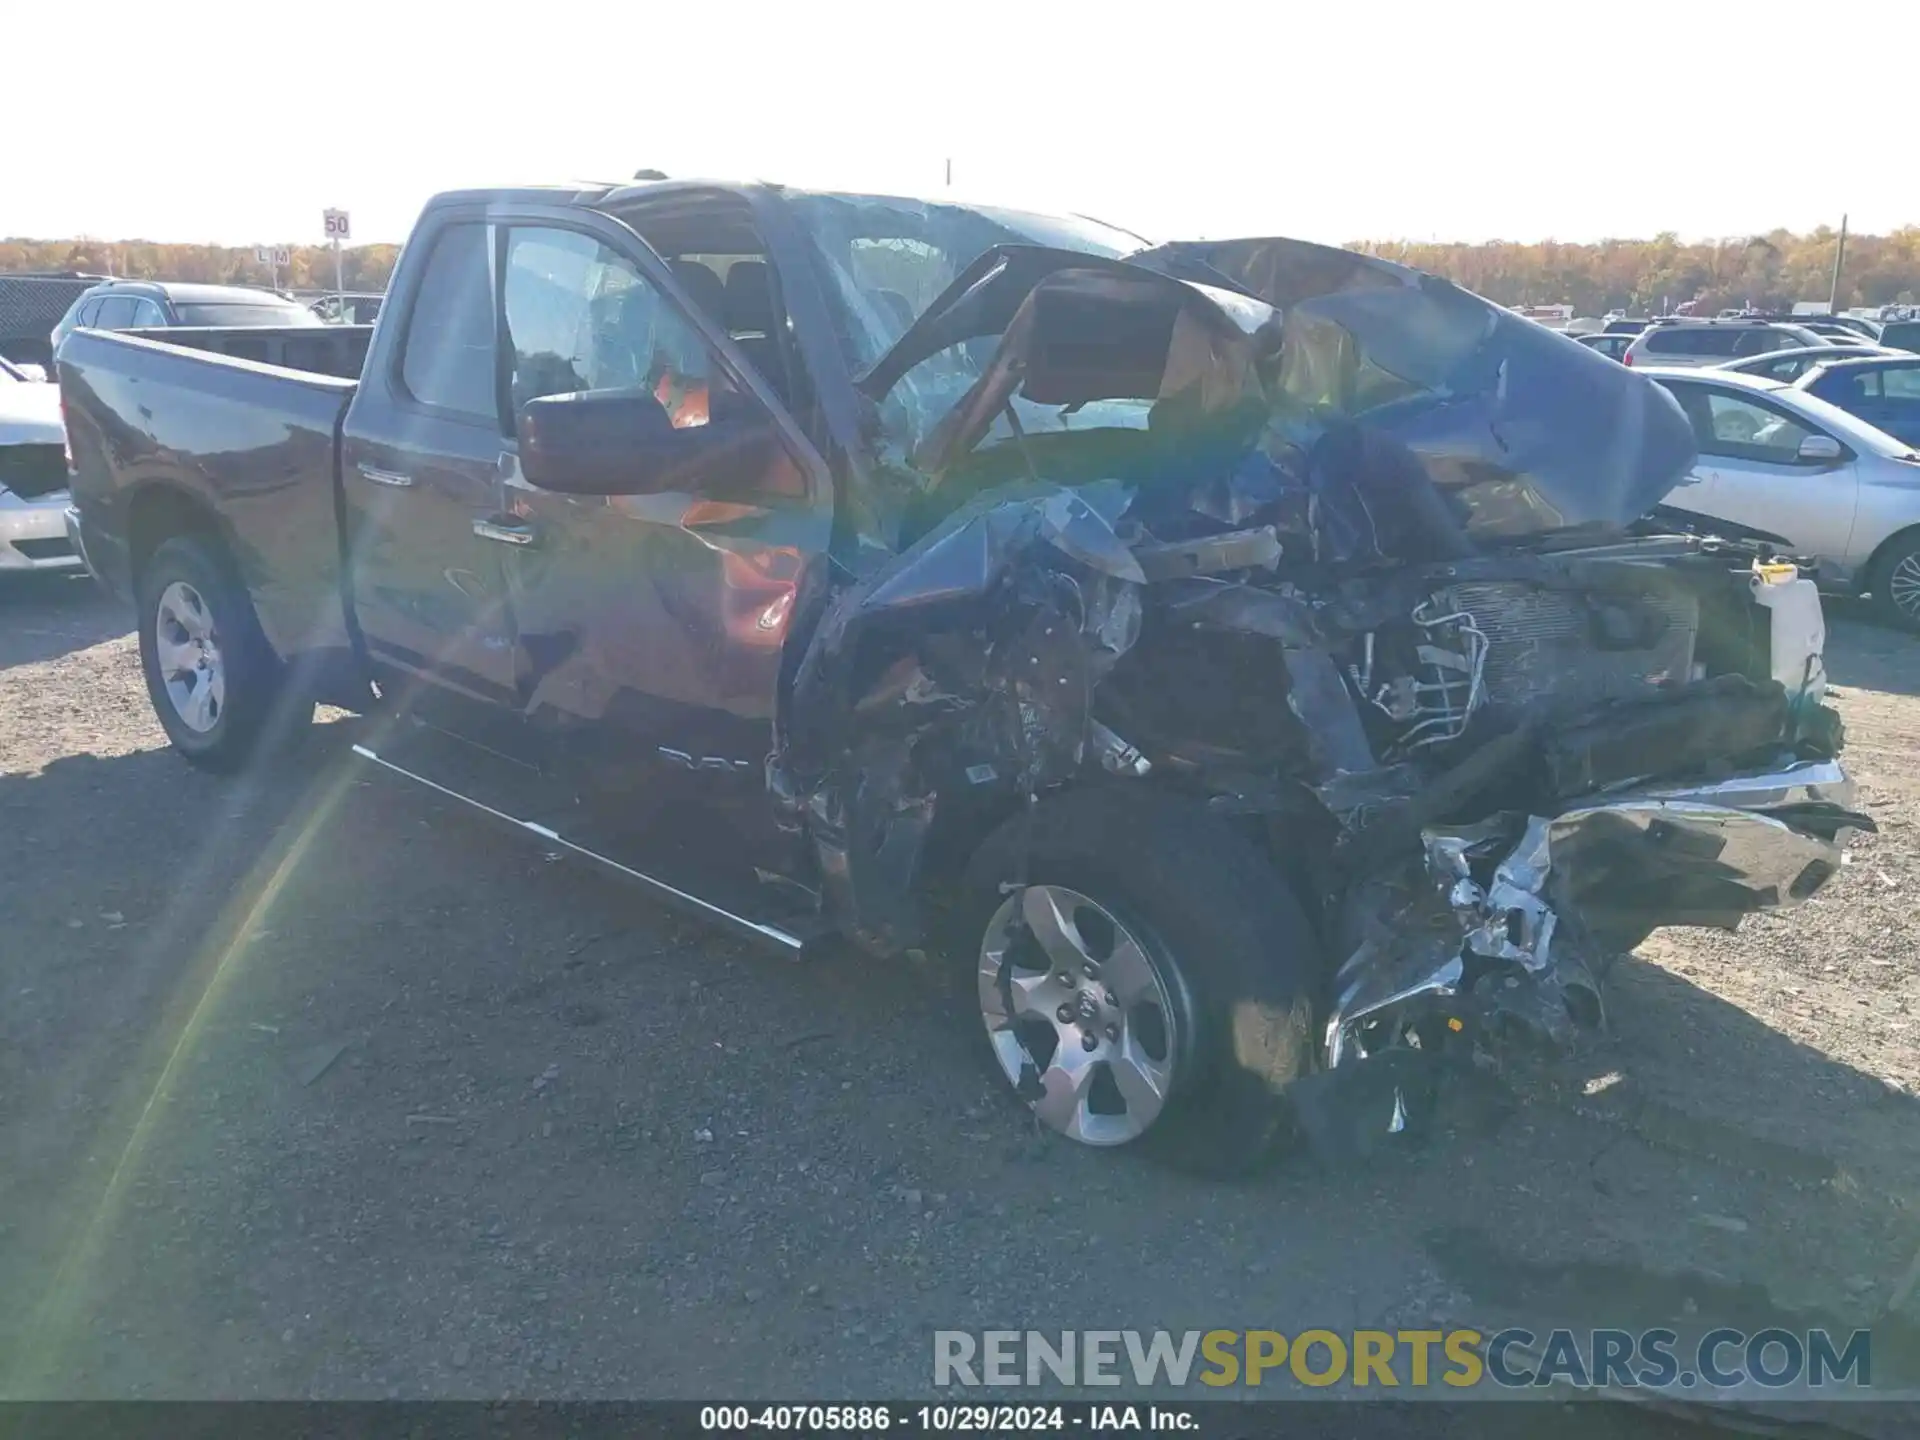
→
(1436, 580, 1699, 715)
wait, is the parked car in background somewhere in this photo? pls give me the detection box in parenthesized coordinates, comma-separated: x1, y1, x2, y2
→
(1622, 317, 1842, 368)
(0, 354, 81, 573)
(309, 292, 385, 325)
(1715, 344, 1894, 383)
(1791, 318, 1877, 343)
(1794, 356, 1920, 447)
(1645, 366, 1920, 628)
(49, 280, 321, 353)
(1876, 320, 1920, 354)
(1601, 317, 1649, 335)
(1575, 332, 1634, 361)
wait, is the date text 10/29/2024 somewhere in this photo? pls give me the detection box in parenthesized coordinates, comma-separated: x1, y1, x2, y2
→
(700, 1406, 1194, 1432)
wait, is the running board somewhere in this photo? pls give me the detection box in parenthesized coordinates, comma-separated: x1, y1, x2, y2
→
(350, 743, 806, 953)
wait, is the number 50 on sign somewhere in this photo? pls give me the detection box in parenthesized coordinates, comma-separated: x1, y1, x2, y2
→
(323, 209, 351, 241)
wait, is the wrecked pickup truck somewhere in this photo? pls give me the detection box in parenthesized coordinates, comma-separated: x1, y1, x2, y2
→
(59, 182, 1865, 1172)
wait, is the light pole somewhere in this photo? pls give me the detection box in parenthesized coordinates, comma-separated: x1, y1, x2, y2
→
(1828, 214, 1849, 314)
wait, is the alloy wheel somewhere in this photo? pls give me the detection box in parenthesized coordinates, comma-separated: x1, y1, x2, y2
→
(154, 580, 225, 733)
(1890, 552, 1920, 624)
(978, 885, 1181, 1146)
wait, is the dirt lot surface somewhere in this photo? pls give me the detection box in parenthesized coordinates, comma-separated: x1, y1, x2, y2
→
(3, 572, 1917, 1426)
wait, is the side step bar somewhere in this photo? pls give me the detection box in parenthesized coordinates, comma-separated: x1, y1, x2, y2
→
(350, 743, 806, 954)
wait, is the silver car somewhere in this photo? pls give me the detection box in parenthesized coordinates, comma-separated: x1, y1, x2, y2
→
(1646, 366, 1920, 628)
(1623, 318, 1837, 369)
(0, 356, 81, 573)
(1714, 343, 1896, 383)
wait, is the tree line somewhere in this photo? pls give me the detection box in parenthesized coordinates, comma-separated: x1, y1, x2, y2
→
(1356, 227, 1920, 316)
(0, 239, 402, 294)
(6, 226, 1919, 316)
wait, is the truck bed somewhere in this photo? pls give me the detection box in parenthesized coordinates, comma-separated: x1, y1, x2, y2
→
(125, 324, 372, 380)
(58, 327, 360, 668)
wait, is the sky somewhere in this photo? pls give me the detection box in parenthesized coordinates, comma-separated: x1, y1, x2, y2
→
(9, 0, 1919, 250)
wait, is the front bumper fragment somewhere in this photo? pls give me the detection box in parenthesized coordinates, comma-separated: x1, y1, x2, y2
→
(0, 487, 83, 572)
(1326, 758, 1865, 1065)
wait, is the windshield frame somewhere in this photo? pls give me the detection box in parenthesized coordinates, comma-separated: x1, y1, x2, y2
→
(788, 192, 1142, 379)
(786, 194, 1155, 480)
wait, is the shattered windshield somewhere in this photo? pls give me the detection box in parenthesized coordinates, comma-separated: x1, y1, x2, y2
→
(790, 194, 1146, 464)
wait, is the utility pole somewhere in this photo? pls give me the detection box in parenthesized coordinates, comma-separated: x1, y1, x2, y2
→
(1828, 213, 1849, 313)
(945, 157, 952, 189)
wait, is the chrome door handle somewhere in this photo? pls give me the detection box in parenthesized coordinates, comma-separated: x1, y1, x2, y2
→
(357, 462, 413, 488)
(472, 516, 538, 547)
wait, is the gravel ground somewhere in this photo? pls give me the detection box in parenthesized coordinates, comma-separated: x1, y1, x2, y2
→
(2, 571, 1917, 1423)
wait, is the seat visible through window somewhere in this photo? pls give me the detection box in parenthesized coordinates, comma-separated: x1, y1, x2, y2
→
(668, 260, 727, 329)
(722, 260, 788, 401)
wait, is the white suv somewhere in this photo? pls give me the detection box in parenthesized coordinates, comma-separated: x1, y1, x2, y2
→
(1623, 318, 1836, 369)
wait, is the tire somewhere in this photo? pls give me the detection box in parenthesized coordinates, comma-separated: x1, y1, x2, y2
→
(1869, 532, 1920, 633)
(136, 534, 309, 770)
(956, 787, 1322, 1176)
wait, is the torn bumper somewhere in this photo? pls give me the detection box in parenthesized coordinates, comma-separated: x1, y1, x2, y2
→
(1326, 758, 1865, 1066)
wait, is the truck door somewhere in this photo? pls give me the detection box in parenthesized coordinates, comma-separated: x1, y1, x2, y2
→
(339, 214, 523, 718)
(490, 210, 835, 893)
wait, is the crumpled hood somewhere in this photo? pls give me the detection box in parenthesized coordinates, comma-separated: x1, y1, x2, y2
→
(1130, 237, 1699, 539)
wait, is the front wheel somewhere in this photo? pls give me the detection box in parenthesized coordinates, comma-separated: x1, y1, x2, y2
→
(136, 534, 310, 770)
(1869, 533, 1920, 633)
(956, 789, 1322, 1176)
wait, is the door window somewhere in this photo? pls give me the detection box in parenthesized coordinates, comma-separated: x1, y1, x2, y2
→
(1881, 366, 1920, 399)
(1824, 370, 1881, 403)
(1698, 390, 1822, 465)
(92, 296, 139, 329)
(397, 222, 498, 421)
(1756, 355, 1812, 381)
(503, 227, 725, 427)
(502, 225, 803, 497)
(131, 298, 166, 326)
(1645, 327, 1743, 357)
(1733, 328, 1791, 356)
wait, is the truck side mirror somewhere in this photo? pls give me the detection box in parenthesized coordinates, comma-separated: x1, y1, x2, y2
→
(520, 388, 788, 498)
(518, 389, 688, 496)
(1797, 433, 1843, 464)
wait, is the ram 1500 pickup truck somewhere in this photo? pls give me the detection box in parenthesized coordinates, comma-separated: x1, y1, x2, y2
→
(59, 180, 1866, 1172)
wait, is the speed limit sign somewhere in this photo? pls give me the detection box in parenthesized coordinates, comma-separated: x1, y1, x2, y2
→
(323, 209, 351, 241)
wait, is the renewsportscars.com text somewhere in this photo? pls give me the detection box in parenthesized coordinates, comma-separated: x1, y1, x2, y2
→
(933, 1327, 1871, 1391)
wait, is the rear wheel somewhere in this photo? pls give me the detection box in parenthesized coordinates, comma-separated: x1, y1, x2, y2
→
(1869, 532, 1920, 633)
(957, 789, 1321, 1176)
(136, 534, 309, 769)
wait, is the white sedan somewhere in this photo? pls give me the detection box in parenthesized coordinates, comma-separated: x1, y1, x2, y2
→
(0, 356, 81, 574)
(1644, 365, 1920, 629)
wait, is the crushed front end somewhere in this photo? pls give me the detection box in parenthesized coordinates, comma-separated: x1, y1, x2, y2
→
(774, 228, 1867, 1124)
(1314, 555, 1863, 1072)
